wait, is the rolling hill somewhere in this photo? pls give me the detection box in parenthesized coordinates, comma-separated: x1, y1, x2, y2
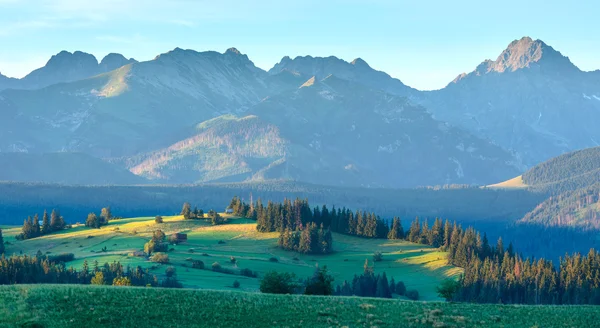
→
(0, 214, 460, 301)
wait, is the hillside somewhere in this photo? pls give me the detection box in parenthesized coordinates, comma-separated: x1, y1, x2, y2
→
(488, 147, 600, 229)
(522, 146, 600, 192)
(0, 152, 146, 185)
(419, 37, 600, 167)
(1, 215, 459, 301)
(0, 48, 523, 187)
(1, 285, 599, 327)
(126, 76, 520, 187)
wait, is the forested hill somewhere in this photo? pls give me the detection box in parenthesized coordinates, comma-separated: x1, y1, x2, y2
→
(522, 146, 600, 193)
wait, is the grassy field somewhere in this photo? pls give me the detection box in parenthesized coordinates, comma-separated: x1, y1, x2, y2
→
(0, 284, 598, 328)
(485, 175, 528, 189)
(2, 215, 459, 300)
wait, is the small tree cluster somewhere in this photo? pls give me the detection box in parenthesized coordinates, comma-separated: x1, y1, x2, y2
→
(277, 223, 333, 254)
(85, 207, 113, 229)
(181, 202, 204, 220)
(144, 230, 168, 255)
(17, 209, 66, 240)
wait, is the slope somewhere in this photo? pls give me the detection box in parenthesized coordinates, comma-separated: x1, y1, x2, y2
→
(127, 75, 521, 187)
(0, 48, 289, 157)
(1, 215, 459, 301)
(420, 37, 600, 167)
(2, 285, 599, 327)
(0, 152, 146, 185)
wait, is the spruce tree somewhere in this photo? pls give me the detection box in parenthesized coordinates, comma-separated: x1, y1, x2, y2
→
(0, 228, 4, 254)
(41, 209, 51, 235)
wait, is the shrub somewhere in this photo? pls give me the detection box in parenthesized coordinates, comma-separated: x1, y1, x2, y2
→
(90, 272, 106, 285)
(373, 251, 383, 262)
(113, 277, 132, 286)
(304, 265, 334, 296)
(406, 289, 419, 300)
(168, 234, 179, 245)
(188, 248, 195, 253)
(155, 216, 163, 223)
(192, 260, 204, 269)
(46, 253, 75, 263)
(218, 240, 226, 244)
(396, 281, 406, 296)
(260, 271, 298, 294)
(269, 257, 279, 263)
(240, 268, 258, 278)
(212, 262, 222, 271)
(233, 280, 240, 288)
(436, 279, 460, 301)
(150, 252, 169, 264)
(202, 253, 210, 257)
(230, 256, 237, 264)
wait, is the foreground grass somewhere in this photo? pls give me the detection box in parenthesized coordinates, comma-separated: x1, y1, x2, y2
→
(3, 215, 458, 300)
(0, 285, 598, 328)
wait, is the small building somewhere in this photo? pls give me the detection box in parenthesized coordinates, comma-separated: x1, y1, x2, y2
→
(171, 233, 188, 242)
(225, 208, 234, 214)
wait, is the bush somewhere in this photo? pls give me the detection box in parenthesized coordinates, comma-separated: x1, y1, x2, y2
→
(113, 277, 132, 286)
(396, 281, 406, 296)
(192, 260, 204, 269)
(218, 240, 226, 245)
(269, 257, 279, 263)
(304, 266, 334, 296)
(150, 252, 169, 264)
(233, 280, 240, 288)
(90, 272, 106, 285)
(373, 251, 383, 262)
(155, 216, 163, 223)
(406, 289, 419, 300)
(47, 253, 75, 263)
(260, 271, 298, 294)
(436, 279, 460, 301)
(240, 268, 258, 278)
(212, 262, 222, 271)
(230, 256, 237, 264)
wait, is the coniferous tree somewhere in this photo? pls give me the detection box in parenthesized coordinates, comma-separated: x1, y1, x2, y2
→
(41, 210, 51, 235)
(0, 229, 4, 254)
(387, 217, 403, 240)
(32, 214, 40, 237)
(181, 202, 192, 220)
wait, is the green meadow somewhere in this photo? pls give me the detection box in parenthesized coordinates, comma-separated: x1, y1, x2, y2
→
(1, 284, 598, 328)
(2, 215, 459, 300)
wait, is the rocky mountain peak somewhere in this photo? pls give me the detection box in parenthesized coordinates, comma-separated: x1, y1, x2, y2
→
(484, 37, 576, 74)
(350, 57, 369, 68)
(99, 53, 137, 73)
(225, 47, 242, 55)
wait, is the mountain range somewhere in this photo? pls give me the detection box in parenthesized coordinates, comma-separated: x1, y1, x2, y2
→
(0, 37, 597, 187)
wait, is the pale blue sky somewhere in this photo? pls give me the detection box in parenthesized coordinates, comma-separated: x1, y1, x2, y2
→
(0, 0, 598, 90)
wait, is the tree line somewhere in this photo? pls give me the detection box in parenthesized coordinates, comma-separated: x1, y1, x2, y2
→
(229, 197, 389, 238)
(0, 254, 177, 287)
(334, 259, 416, 300)
(16, 209, 66, 240)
